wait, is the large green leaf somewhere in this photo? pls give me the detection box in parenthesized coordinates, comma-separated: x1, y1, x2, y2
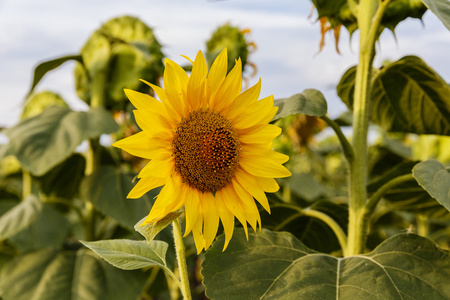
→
(4, 106, 119, 176)
(9, 203, 70, 253)
(337, 56, 450, 135)
(0, 195, 42, 241)
(272, 89, 328, 121)
(27, 55, 82, 96)
(0, 248, 146, 300)
(38, 154, 86, 199)
(80, 166, 156, 230)
(202, 229, 450, 300)
(413, 159, 450, 212)
(81, 239, 168, 271)
(422, 0, 450, 31)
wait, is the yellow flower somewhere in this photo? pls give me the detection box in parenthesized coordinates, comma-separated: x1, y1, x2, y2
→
(113, 49, 291, 253)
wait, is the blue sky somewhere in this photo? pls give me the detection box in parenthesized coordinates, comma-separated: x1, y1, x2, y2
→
(0, 0, 449, 130)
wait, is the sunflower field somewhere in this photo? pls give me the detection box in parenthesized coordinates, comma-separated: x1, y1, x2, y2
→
(1, 0, 450, 299)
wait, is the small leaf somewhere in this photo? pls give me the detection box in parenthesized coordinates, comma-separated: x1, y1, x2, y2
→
(413, 159, 450, 211)
(81, 239, 168, 271)
(422, 0, 450, 31)
(4, 106, 118, 176)
(135, 211, 182, 243)
(80, 166, 157, 230)
(272, 89, 328, 122)
(203, 229, 450, 299)
(0, 195, 42, 241)
(28, 55, 82, 96)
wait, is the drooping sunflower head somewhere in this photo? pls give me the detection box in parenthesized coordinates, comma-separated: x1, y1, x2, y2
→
(113, 49, 291, 253)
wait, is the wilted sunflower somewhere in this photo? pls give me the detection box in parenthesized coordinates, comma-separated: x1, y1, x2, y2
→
(113, 49, 291, 253)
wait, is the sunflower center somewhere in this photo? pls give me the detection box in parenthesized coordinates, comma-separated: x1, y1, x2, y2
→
(172, 109, 241, 193)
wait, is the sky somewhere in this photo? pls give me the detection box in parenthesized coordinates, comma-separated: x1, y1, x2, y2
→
(0, 0, 449, 133)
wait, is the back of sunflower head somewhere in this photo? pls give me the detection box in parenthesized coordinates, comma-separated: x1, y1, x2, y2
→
(205, 23, 254, 74)
(74, 16, 165, 111)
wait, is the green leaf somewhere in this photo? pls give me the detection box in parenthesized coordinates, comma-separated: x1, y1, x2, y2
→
(81, 239, 169, 271)
(27, 55, 82, 96)
(0, 248, 146, 300)
(4, 106, 118, 176)
(413, 159, 450, 211)
(21, 91, 68, 120)
(80, 166, 156, 230)
(0, 195, 42, 241)
(422, 0, 450, 31)
(135, 211, 182, 243)
(338, 56, 450, 135)
(38, 154, 86, 199)
(9, 203, 70, 252)
(272, 89, 328, 122)
(203, 229, 450, 300)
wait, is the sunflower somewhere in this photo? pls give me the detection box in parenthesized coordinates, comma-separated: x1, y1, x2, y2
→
(113, 49, 291, 253)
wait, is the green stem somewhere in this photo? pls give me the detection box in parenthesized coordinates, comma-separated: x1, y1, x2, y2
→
(303, 209, 348, 255)
(172, 218, 192, 300)
(320, 115, 354, 163)
(272, 204, 348, 255)
(22, 169, 32, 199)
(346, 0, 391, 256)
(416, 214, 429, 238)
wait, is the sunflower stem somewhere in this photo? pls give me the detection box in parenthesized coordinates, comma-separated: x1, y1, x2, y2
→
(346, 0, 391, 256)
(22, 169, 32, 199)
(172, 217, 192, 300)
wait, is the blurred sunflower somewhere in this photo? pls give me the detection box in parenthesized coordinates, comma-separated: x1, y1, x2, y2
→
(113, 49, 291, 253)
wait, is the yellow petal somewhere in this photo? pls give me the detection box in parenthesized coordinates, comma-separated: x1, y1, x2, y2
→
(214, 191, 235, 251)
(133, 110, 172, 137)
(239, 155, 291, 178)
(226, 78, 261, 121)
(220, 185, 249, 240)
(124, 89, 163, 114)
(237, 124, 282, 145)
(141, 79, 181, 124)
(202, 192, 220, 250)
(127, 177, 166, 199)
(144, 174, 181, 223)
(242, 146, 290, 164)
(231, 95, 276, 129)
(206, 49, 227, 103)
(192, 212, 204, 254)
(257, 177, 280, 193)
(164, 59, 188, 117)
(184, 186, 200, 237)
(234, 168, 270, 213)
(112, 131, 153, 159)
(231, 178, 260, 232)
(187, 51, 207, 110)
(211, 58, 242, 113)
(138, 157, 174, 178)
